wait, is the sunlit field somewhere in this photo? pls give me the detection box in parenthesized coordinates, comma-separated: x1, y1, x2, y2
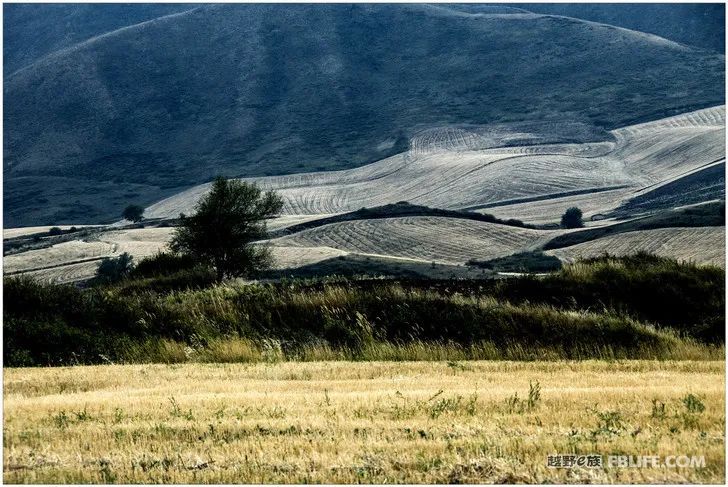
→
(4, 360, 724, 483)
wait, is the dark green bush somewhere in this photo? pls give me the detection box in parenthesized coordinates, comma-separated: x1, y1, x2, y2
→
(468, 251, 562, 273)
(490, 252, 724, 342)
(115, 268, 218, 295)
(131, 252, 198, 278)
(560, 207, 584, 228)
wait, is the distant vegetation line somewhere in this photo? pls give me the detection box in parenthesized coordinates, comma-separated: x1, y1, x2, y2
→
(276, 202, 538, 236)
(610, 162, 725, 217)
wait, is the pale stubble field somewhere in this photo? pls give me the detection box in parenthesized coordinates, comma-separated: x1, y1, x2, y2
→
(3, 360, 724, 483)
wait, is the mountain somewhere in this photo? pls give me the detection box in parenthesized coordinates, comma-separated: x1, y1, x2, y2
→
(4, 3, 724, 226)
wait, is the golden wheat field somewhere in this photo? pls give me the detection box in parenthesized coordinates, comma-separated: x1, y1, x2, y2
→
(3, 360, 725, 484)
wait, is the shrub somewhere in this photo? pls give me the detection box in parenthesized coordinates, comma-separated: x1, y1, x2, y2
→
(492, 252, 724, 342)
(131, 252, 198, 278)
(3, 254, 723, 366)
(122, 204, 144, 223)
(468, 251, 562, 273)
(95, 253, 134, 284)
(682, 394, 705, 414)
(48, 227, 63, 236)
(115, 267, 217, 295)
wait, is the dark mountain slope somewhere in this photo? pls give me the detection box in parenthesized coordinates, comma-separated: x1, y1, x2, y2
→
(4, 4, 724, 226)
(3, 3, 195, 75)
(517, 3, 726, 53)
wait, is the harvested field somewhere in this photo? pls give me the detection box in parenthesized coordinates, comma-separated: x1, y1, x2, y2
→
(18, 261, 103, 285)
(547, 227, 726, 267)
(147, 150, 633, 219)
(273, 217, 562, 264)
(3, 361, 724, 483)
(483, 188, 631, 225)
(2, 225, 95, 239)
(269, 246, 349, 269)
(97, 228, 174, 258)
(266, 214, 337, 232)
(3, 240, 114, 275)
(3, 229, 173, 284)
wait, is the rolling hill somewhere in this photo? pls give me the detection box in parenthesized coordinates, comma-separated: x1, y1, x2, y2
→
(5, 107, 724, 283)
(4, 3, 724, 226)
(147, 106, 725, 222)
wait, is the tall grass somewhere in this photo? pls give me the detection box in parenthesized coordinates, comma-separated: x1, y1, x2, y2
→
(4, 253, 724, 366)
(119, 337, 723, 364)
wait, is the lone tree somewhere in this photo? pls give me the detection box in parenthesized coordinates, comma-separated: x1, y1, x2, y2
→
(170, 177, 284, 281)
(122, 204, 145, 223)
(560, 206, 584, 229)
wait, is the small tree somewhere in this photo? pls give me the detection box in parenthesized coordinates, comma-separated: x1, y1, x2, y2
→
(560, 207, 584, 229)
(95, 252, 134, 283)
(122, 204, 145, 223)
(170, 177, 284, 281)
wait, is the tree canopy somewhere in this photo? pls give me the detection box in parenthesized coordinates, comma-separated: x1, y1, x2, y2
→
(560, 207, 584, 229)
(122, 204, 145, 222)
(170, 177, 284, 280)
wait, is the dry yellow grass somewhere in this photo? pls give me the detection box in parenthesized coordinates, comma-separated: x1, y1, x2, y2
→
(4, 361, 724, 483)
